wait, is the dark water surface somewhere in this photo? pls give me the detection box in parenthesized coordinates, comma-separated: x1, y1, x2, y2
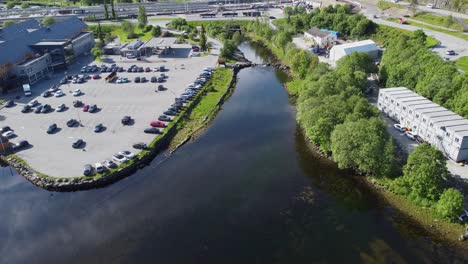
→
(0, 43, 465, 264)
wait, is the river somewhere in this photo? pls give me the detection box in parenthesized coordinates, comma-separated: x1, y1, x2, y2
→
(0, 43, 465, 264)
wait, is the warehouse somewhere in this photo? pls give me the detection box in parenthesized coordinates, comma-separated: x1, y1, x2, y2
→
(378, 87, 468, 162)
(303, 27, 337, 48)
(329, 39, 378, 62)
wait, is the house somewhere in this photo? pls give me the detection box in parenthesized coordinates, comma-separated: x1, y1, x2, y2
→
(304, 27, 337, 48)
(0, 16, 94, 88)
(329, 39, 378, 62)
(377, 87, 468, 162)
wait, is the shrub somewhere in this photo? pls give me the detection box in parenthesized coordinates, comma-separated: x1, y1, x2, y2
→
(436, 188, 464, 221)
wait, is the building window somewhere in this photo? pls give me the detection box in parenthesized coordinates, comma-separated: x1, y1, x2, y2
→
(416, 114, 419, 118)
(397, 103, 399, 107)
(423, 118, 426, 123)
(446, 132, 450, 137)
(430, 123, 433, 127)
(455, 138, 460, 143)
(403, 107, 406, 110)
(391, 99, 394, 103)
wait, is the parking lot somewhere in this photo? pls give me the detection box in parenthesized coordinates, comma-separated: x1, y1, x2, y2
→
(0, 43, 219, 178)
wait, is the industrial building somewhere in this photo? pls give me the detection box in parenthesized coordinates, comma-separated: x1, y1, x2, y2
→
(105, 37, 192, 58)
(0, 16, 94, 89)
(378, 87, 468, 162)
(329, 39, 378, 62)
(304, 27, 337, 48)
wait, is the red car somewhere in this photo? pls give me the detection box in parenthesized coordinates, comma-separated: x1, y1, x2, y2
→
(150, 121, 165, 128)
(145, 67, 151, 72)
(92, 74, 100, 79)
(83, 104, 89, 112)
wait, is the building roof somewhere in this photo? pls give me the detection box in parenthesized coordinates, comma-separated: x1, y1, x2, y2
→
(0, 16, 87, 65)
(431, 115, 464, 123)
(331, 39, 378, 55)
(438, 120, 468, 128)
(305, 27, 330, 38)
(33, 41, 69, 46)
(141, 37, 177, 48)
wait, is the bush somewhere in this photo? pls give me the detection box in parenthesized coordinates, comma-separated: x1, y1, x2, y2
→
(436, 188, 464, 221)
(144, 24, 153, 32)
(127, 32, 138, 39)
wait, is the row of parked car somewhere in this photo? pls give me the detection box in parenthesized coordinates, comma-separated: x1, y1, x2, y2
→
(1, 126, 30, 151)
(393, 123, 423, 143)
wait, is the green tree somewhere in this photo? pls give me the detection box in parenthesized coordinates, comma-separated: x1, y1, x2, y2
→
(121, 20, 135, 36)
(220, 39, 236, 59)
(3, 20, 15, 27)
(6, 2, 15, 9)
(436, 188, 464, 221)
(41, 17, 56, 26)
(21, 2, 29, 9)
(412, 29, 427, 46)
(330, 118, 394, 177)
(91, 46, 103, 59)
(151, 25, 162, 37)
(111, 0, 116, 19)
(137, 5, 147, 29)
(200, 25, 208, 51)
(232, 31, 243, 45)
(104, 0, 109, 19)
(96, 22, 105, 43)
(403, 144, 448, 201)
(444, 15, 456, 28)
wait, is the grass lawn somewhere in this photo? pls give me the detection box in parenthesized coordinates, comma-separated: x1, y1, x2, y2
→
(169, 68, 233, 149)
(377, 0, 404, 10)
(149, 17, 172, 22)
(412, 12, 464, 31)
(455, 56, 468, 72)
(386, 18, 468, 41)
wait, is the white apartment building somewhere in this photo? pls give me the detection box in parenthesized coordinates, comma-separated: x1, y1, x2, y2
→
(378, 87, 468, 162)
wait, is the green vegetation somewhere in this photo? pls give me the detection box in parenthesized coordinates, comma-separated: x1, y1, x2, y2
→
(137, 5, 148, 29)
(169, 68, 233, 149)
(455, 56, 468, 72)
(90, 22, 155, 42)
(41, 17, 56, 26)
(372, 24, 438, 48)
(148, 17, 172, 21)
(387, 18, 468, 41)
(380, 29, 468, 118)
(436, 188, 464, 221)
(412, 12, 464, 31)
(377, 0, 404, 10)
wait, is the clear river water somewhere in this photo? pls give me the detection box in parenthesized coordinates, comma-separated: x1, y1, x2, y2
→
(0, 43, 465, 264)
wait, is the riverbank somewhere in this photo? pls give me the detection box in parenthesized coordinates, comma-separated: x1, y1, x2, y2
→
(243, 37, 468, 248)
(0, 67, 237, 192)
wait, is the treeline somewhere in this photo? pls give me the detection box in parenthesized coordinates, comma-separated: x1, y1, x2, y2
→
(379, 30, 468, 118)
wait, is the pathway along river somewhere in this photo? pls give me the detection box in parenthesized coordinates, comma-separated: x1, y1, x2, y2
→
(0, 43, 465, 263)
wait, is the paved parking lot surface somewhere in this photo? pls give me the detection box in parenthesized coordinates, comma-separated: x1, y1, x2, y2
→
(0, 43, 219, 178)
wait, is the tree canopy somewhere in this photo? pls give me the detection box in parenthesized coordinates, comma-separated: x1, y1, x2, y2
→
(436, 188, 464, 221)
(137, 6, 148, 29)
(41, 17, 56, 26)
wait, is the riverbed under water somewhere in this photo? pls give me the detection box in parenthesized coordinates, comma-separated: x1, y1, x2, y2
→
(0, 43, 465, 264)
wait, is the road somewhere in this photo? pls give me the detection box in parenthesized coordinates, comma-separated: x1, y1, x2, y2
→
(355, 0, 468, 60)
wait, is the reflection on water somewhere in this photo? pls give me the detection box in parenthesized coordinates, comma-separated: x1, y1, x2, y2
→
(0, 43, 465, 264)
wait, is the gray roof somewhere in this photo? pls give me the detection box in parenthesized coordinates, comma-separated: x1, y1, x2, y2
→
(305, 27, 330, 38)
(0, 16, 87, 65)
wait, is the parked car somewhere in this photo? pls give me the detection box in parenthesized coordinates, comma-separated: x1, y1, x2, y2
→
(134, 77, 141, 83)
(41, 104, 51, 113)
(94, 123, 104, 132)
(73, 100, 83, 107)
(121, 116, 132, 125)
(164, 110, 177, 116)
(88, 104, 98, 113)
(112, 154, 129, 163)
(153, 67, 160, 72)
(138, 67, 144, 72)
(22, 105, 31, 113)
(13, 140, 30, 150)
(72, 139, 85, 148)
(141, 77, 147, 83)
(83, 104, 90, 112)
(54, 90, 65, 97)
(158, 115, 171, 122)
(150, 120, 166, 128)
(159, 66, 165, 72)
(47, 123, 57, 134)
(27, 99, 38, 107)
(133, 142, 147, 150)
(2, 131, 15, 138)
(83, 164, 93, 176)
(34, 105, 43, 114)
(92, 74, 100, 79)
(67, 119, 78, 127)
(41, 91, 51, 98)
(145, 67, 151, 72)
(445, 50, 455, 55)
(427, 3, 435, 8)
(405, 131, 416, 140)
(157, 85, 165, 91)
(393, 124, 406, 132)
(103, 159, 118, 169)
(4, 100, 14, 108)
(95, 162, 106, 173)
(0, 126, 11, 133)
(60, 78, 67, 84)
(56, 104, 66, 112)
(119, 150, 136, 159)
(73, 89, 82, 96)
(144, 127, 159, 134)
(151, 76, 157, 83)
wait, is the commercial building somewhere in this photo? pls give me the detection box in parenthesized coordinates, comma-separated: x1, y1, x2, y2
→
(304, 27, 337, 48)
(378, 87, 468, 162)
(329, 39, 378, 62)
(0, 16, 94, 88)
(111, 37, 192, 58)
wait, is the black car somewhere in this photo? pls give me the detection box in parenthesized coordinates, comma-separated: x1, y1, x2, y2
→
(144, 127, 159, 134)
(41, 104, 51, 113)
(172, 102, 183, 108)
(13, 140, 30, 150)
(168, 106, 180, 113)
(21, 105, 31, 113)
(131, 67, 138, 72)
(34, 105, 43, 114)
(118, 67, 124, 72)
(0, 126, 11, 133)
(83, 164, 93, 176)
(160, 66, 165, 72)
(133, 142, 148, 150)
(66, 119, 78, 127)
(42, 91, 51, 98)
(138, 67, 144, 72)
(73, 100, 83, 107)
(164, 110, 177, 116)
(47, 123, 57, 134)
(94, 123, 104, 133)
(158, 115, 171, 122)
(157, 77, 165, 83)
(121, 116, 131, 125)
(66, 75, 73, 80)
(141, 77, 147, 83)
(60, 78, 67, 84)
(72, 139, 85, 149)
(127, 67, 132, 73)
(4, 100, 14, 107)
(134, 77, 141, 83)
(100, 67, 107, 73)
(89, 104, 98, 113)
(151, 76, 157, 83)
